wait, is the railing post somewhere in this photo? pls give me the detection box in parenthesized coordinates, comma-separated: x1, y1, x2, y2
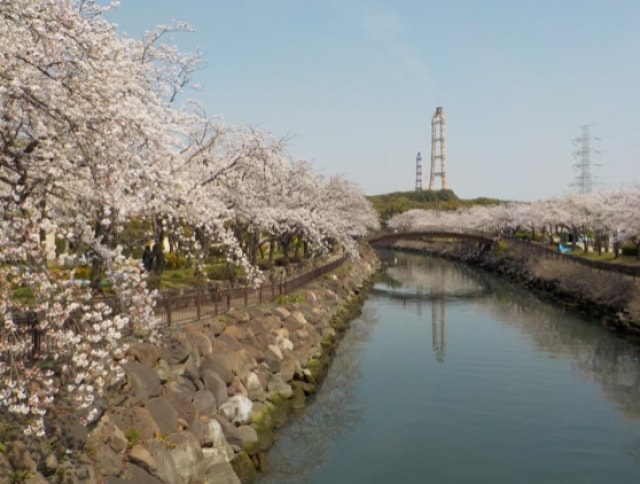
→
(165, 297, 172, 327)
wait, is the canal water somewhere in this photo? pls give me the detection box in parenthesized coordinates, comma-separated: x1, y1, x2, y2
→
(258, 250, 640, 484)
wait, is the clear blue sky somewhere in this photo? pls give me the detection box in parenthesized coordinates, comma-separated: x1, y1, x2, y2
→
(108, 0, 640, 201)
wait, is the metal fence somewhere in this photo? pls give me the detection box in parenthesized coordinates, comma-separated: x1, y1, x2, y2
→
(155, 256, 345, 327)
(4, 256, 347, 360)
(371, 229, 640, 279)
(507, 237, 640, 278)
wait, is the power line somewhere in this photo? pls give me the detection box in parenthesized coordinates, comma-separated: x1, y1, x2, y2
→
(571, 124, 600, 194)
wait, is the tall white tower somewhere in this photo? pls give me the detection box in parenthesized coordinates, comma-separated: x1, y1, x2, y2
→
(429, 107, 447, 190)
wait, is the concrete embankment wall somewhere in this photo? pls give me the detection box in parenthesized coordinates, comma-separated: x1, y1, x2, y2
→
(0, 246, 380, 484)
(386, 239, 640, 339)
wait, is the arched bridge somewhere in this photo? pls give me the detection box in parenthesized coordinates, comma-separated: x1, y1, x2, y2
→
(368, 229, 498, 247)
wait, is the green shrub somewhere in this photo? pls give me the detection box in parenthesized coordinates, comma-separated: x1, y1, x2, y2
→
(257, 260, 274, 271)
(164, 253, 188, 270)
(495, 239, 509, 253)
(621, 243, 638, 257)
(124, 427, 141, 448)
(207, 265, 228, 280)
(73, 265, 91, 280)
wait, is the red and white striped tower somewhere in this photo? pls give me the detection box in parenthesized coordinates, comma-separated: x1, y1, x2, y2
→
(429, 107, 448, 190)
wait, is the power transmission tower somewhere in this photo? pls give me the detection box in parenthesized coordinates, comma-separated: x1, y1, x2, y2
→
(572, 125, 599, 193)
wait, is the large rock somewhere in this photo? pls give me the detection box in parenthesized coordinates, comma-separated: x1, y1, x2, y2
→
(243, 371, 266, 402)
(201, 353, 234, 385)
(290, 310, 308, 326)
(164, 333, 194, 364)
(211, 333, 244, 353)
(219, 394, 253, 425)
(146, 439, 180, 484)
(263, 345, 283, 373)
(7, 440, 37, 474)
(127, 343, 160, 367)
(216, 349, 258, 381)
(201, 418, 230, 450)
(22, 472, 47, 484)
(88, 416, 128, 455)
(121, 362, 162, 405)
(274, 329, 294, 353)
(168, 431, 204, 484)
(107, 406, 161, 441)
(279, 357, 300, 382)
(192, 389, 216, 417)
(222, 325, 244, 341)
(200, 460, 241, 484)
(202, 369, 229, 407)
(51, 461, 97, 483)
(230, 451, 258, 484)
(88, 441, 123, 477)
(185, 324, 213, 357)
(273, 307, 290, 320)
(105, 464, 163, 484)
(128, 444, 157, 475)
(145, 397, 179, 436)
(266, 374, 293, 400)
(163, 379, 197, 423)
(179, 355, 202, 388)
(204, 315, 228, 336)
(154, 358, 175, 383)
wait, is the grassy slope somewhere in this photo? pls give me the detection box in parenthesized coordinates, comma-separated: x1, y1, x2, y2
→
(366, 189, 502, 222)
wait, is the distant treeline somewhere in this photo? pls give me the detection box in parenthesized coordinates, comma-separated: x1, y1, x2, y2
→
(366, 189, 502, 222)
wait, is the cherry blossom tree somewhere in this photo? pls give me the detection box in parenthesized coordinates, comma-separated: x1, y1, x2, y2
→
(1, 0, 381, 440)
(387, 188, 640, 258)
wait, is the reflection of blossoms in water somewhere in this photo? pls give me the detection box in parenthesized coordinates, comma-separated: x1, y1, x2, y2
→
(475, 291, 640, 422)
(379, 250, 486, 298)
(384, 249, 640, 424)
(258, 312, 378, 483)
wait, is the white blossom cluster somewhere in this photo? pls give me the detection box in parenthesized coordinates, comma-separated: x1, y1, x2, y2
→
(388, 189, 640, 248)
(0, 0, 379, 438)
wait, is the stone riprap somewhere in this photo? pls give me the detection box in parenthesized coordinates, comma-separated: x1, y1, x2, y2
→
(2, 247, 378, 484)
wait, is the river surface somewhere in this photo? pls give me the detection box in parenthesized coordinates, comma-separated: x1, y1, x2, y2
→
(258, 250, 640, 483)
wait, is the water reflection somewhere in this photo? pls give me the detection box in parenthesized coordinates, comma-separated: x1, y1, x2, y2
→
(261, 250, 640, 482)
(374, 251, 490, 364)
(258, 307, 378, 483)
(431, 295, 446, 363)
(377, 249, 640, 423)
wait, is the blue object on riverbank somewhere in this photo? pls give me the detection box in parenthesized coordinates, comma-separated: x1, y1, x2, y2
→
(558, 243, 572, 254)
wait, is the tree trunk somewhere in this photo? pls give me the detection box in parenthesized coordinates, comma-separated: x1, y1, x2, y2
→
(152, 225, 165, 275)
(268, 240, 275, 262)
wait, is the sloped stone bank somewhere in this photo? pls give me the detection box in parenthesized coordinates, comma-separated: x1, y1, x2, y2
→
(2, 247, 379, 484)
(390, 239, 640, 339)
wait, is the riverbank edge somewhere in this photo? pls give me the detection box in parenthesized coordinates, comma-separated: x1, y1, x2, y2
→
(385, 239, 640, 340)
(0, 245, 380, 484)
